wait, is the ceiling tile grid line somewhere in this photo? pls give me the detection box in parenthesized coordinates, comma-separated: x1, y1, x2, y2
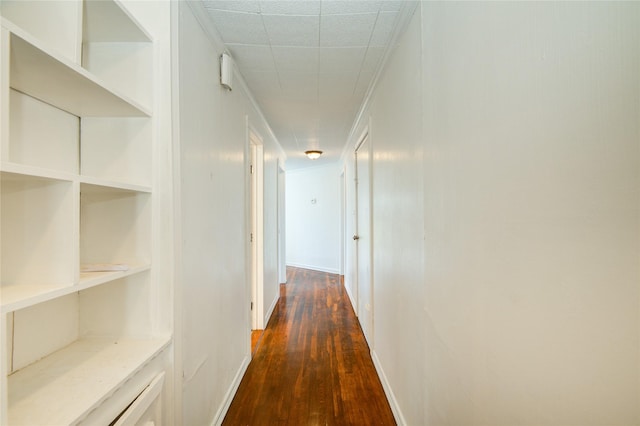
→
(202, 0, 401, 16)
(350, 9, 401, 101)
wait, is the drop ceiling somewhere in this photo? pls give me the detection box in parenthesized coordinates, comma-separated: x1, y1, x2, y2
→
(199, 0, 415, 170)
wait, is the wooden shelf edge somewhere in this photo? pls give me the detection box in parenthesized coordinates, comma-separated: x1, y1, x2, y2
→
(0, 162, 77, 182)
(1, 265, 151, 314)
(78, 264, 151, 290)
(0, 284, 74, 314)
(0, 164, 152, 193)
(80, 176, 152, 193)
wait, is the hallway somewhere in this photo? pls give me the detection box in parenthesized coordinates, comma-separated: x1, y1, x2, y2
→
(223, 267, 396, 425)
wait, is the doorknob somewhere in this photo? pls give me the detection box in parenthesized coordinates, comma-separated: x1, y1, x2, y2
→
(353, 235, 360, 240)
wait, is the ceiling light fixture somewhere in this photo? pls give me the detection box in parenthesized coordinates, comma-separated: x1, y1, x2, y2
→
(305, 150, 323, 160)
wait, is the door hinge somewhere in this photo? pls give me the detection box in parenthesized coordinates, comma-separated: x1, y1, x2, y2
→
(250, 164, 254, 174)
(251, 302, 254, 311)
(250, 232, 254, 242)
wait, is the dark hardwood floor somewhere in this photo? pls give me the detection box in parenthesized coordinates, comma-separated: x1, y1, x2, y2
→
(251, 329, 264, 357)
(223, 267, 396, 426)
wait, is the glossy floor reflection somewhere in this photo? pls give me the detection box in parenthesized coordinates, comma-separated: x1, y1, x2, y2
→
(223, 267, 396, 425)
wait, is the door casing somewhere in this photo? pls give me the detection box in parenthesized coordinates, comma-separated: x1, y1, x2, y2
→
(354, 130, 373, 347)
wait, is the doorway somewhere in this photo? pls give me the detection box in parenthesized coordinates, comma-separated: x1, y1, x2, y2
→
(249, 129, 264, 336)
(354, 132, 373, 347)
(277, 161, 286, 285)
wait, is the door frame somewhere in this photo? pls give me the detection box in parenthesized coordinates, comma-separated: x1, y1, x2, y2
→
(248, 124, 264, 331)
(340, 168, 346, 279)
(277, 160, 286, 284)
(354, 126, 373, 347)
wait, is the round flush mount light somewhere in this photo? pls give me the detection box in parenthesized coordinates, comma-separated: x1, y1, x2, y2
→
(305, 150, 323, 160)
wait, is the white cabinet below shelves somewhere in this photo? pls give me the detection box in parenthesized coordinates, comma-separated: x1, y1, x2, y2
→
(8, 337, 170, 426)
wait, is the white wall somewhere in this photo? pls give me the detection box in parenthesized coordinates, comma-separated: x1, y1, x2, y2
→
(343, 2, 640, 425)
(286, 164, 341, 274)
(174, 3, 285, 424)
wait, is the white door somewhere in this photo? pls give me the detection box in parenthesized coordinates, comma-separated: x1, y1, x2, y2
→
(355, 134, 373, 347)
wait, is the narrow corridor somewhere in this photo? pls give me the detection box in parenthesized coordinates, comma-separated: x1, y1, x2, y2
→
(223, 267, 396, 425)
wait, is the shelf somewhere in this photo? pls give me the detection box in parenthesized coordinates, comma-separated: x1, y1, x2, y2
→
(80, 117, 153, 186)
(0, 264, 150, 314)
(79, 263, 151, 290)
(1, 2, 167, 425)
(8, 89, 80, 173)
(1, 172, 76, 293)
(83, 0, 152, 43)
(0, 0, 82, 63)
(0, 162, 76, 183)
(81, 176, 152, 194)
(80, 186, 151, 266)
(4, 20, 150, 117)
(0, 284, 72, 314)
(82, 42, 153, 110)
(8, 337, 170, 426)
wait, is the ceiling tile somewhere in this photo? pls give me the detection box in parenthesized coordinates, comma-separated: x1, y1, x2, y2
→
(319, 105, 352, 127)
(321, 1, 382, 15)
(319, 114, 352, 141)
(279, 72, 319, 101)
(361, 46, 385, 73)
(227, 44, 276, 72)
(370, 11, 398, 47)
(282, 101, 321, 118)
(259, 1, 321, 15)
(203, 0, 261, 13)
(268, 121, 297, 146)
(354, 70, 375, 98)
(263, 15, 320, 47)
(240, 71, 281, 95)
(319, 47, 366, 73)
(291, 121, 321, 145)
(380, 0, 404, 12)
(320, 13, 377, 47)
(205, 10, 269, 45)
(272, 47, 319, 73)
(319, 72, 359, 103)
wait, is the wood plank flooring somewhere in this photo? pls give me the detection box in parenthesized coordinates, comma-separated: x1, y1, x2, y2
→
(251, 329, 264, 357)
(223, 267, 396, 426)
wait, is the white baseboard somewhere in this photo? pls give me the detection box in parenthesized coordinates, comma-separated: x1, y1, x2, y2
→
(371, 350, 406, 426)
(211, 293, 279, 425)
(343, 280, 356, 312)
(286, 262, 340, 274)
(211, 355, 251, 426)
(264, 293, 278, 327)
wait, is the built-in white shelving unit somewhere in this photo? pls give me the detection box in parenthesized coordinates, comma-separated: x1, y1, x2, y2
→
(0, 1, 170, 424)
